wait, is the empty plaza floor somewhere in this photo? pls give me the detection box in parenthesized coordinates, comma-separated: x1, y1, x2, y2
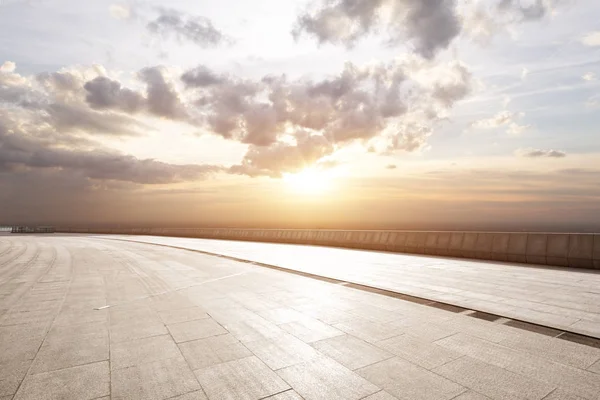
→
(1, 234, 600, 400)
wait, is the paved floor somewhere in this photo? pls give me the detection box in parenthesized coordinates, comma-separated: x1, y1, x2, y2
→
(106, 235, 600, 338)
(1, 235, 600, 400)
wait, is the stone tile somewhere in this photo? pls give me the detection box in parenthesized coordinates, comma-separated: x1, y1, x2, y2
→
(168, 390, 208, 400)
(333, 317, 400, 343)
(589, 359, 600, 373)
(30, 334, 109, 374)
(569, 319, 600, 338)
(361, 391, 398, 400)
(451, 391, 491, 400)
(499, 332, 600, 369)
(111, 334, 181, 370)
(110, 319, 168, 343)
(280, 317, 344, 343)
(179, 334, 252, 371)
(0, 335, 44, 365)
(277, 356, 380, 400)
(312, 334, 392, 370)
(223, 316, 286, 343)
(377, 334, 462, 370)
(357, 357, 465, 400)
(14, 361, 109, 400)
(158, 307, 209, 325)
(541, 389, 586, 400)
(53, 309, 108, 326)
(167, 318, 227, 343)
(1, 310, 55, 327)
(244, 333, 320, 370)
(258, 307, 306, 324)
(263, 390, 304, 399)
(433, 357, 555, 400)
(44, 321, 108, 345)
(194, 356, 290, 400)
(112, 356, 200, 400)
(0, 360, 31, 397)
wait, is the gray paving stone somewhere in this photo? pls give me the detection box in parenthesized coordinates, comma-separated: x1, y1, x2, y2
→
(0, 360, 31, 397)
(361, 391, 399, 400)
(13, 361, 109, 400)
(194, 356, 290, 400)
(433, 357, 555, 400)
(223, 316, 285, 343)
(178, 333, 252, 371)
(280, 317, 344, 343)
(167, 390, 209, 400)
(167, 318, 228, 343)
(451, 391, 491, 400)
(110, 319, 168, 343)
(263, 389, 304, 399)
(244, 333, 320, 370)
(158, 307, 209, 325)
(0, 335, 44, 364)
(258, 307, 306, 324)
(312, 334, 393, 370)
(499, 332, 600, 369)
(588, 359, 600, 373)
(376, 333, 462, 370)
(112, 356, 200, 400)
(277, 356, 380, 400)
(30, 334, 109, 374)
(541, 389, 587, 400)
(111, 334, 181, 370)
(333, 317, 400, 343)
(44, 321, 108, 345)
(357, 357, 465, 400)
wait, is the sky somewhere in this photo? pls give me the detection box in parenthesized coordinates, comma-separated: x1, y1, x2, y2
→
(1, 0, 599, 231)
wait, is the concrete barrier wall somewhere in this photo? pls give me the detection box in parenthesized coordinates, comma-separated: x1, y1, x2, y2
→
(57, 227, 600, 270)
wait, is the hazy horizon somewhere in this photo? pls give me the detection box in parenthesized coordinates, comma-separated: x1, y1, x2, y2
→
(1, 0, 600, 231)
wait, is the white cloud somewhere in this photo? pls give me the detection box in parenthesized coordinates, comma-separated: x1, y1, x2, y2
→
(521, 67, 529, 80)
(109, 4, 131, 20)
(0, 61, 16, 73)
(582, 72, 596, 81)
(472, 110, 521, 129)
(581, 31, 600, 47)
(507, 122, 530, 136)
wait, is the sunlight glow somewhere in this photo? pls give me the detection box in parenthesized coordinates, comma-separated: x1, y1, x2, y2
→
(283, 167, 334, 194)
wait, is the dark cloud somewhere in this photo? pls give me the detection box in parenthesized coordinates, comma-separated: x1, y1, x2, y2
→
(84, 76, 145, 113)
(294, 0, 558, 57)
(293, 0, 461, 58)
(0, 122, 221, 184)
(181, 65, 226, 88)
(516, 148, 567, 158)
(147, 8, 228, 48)
(179, 57, 471, 155)
(229, 131, 334, 177)
(139, 66, 187, 119)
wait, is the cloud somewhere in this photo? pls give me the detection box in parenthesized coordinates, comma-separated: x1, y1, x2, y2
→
(386, 164, 397, 169)
(582, 72, 596, 81)
(471, 110, 529, 135)
(515, 148, 567, 158)
(182, 57, 472, 151)
(181, 66, 226, 88)
(0, 61, 16, 73)
(0, 122, 221, 184)
(109, 4, 131, 20)
(84, 76, 145, 113)
(138, 66, 187, 119)
(506, 122, 530, 135)
(293, 0, 461, 58)
(229, 131, 335, 178)
(293, 0, 559, 58)
(581, 31, 600, 47)
(147, 8, 229, 48)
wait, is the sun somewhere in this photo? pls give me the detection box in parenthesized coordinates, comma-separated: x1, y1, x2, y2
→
(283, 167, 332, 194)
